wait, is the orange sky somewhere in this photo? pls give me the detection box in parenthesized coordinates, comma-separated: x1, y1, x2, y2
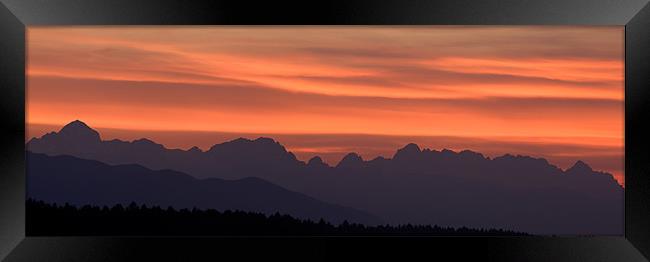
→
(26, 26, 625, 185)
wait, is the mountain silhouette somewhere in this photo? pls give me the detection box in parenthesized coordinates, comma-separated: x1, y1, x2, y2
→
(393, 143, 421, 162)
(306, 156, 330, 170)
(27, 120, 624, 235)
(30, 120, 102, 154)
(28, 122, 302, 181)
(336, 153, 364, 169)
(59, 120, 101, 141)
(26, 152, 380, 225)
(566, 160, 594, 175)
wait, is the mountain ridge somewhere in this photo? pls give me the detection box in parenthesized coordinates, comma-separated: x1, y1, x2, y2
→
(27, 151, 380, 225)
(27, 120, 614, 179)
(27, 120, 624, 235)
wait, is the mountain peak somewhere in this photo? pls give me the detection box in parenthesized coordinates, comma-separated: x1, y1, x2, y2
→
(254, 137, 278, 144)
(336, 153, 364, 168)
(307, 156, 329, 168)
(441, 148, 456, 155)
(566, 160, 593, 174)
(133, 138, 156, 144)
(188, 146, 203, 153)
(132, 138, 164, 149)
(206, 136, 295, 163)
(458, 150, 486, 161)
(308, 156, 324, 164)
(60, 120, 92, 132)
(393, 143, 421, 160)
(405, 143, 421, 150)
(58, 120, 100, 142)
(214, 137, 281, 149)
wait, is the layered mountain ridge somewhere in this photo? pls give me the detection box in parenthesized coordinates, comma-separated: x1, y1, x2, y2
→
(27, 120, 624, 235)
(27, 152, 379, 225)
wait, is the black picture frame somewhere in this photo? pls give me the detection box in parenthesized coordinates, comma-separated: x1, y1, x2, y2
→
(1, 0, 649, 261)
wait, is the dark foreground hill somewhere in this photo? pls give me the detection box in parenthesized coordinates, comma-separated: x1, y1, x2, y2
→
(26, 199, 528, 236)
(26, 152, 379, 225)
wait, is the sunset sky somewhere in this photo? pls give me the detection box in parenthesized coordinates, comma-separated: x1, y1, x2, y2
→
(26, 26, 625, 185)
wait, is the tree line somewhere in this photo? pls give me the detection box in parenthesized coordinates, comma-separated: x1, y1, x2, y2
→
(27, 199, 529, 236)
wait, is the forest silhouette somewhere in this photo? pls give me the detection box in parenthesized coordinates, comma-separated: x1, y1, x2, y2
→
(27, 199, 529, 236)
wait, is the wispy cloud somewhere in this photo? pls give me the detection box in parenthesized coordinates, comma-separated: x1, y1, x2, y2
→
(26, 26, 624, 183)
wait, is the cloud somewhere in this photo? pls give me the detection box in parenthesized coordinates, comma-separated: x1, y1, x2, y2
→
(28, 27, 623, 100)
(26, 26, 624, 184)
(28, 76, 622, 117)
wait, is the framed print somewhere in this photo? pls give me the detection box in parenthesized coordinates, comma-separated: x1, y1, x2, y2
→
(1, 0, 649, 261)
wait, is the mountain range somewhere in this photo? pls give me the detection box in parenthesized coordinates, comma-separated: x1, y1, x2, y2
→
(27, 152, 379, 225)
(27, 120, 624, 235)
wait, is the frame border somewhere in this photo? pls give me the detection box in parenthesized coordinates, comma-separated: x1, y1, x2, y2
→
(1, 0, 649, 261)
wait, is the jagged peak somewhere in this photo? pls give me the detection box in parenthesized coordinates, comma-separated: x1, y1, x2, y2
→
(393, 143, 422, 160)
(336, 152, 364, 168)
(188, 146, 203, 153)
(566, 160, 593, 174)
(254, 137, 279, 144)
(441, 148, 456, 155)
(207, 136, 289, 156)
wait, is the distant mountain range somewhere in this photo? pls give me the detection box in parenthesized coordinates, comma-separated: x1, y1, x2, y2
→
(27, 120, 624, 235)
